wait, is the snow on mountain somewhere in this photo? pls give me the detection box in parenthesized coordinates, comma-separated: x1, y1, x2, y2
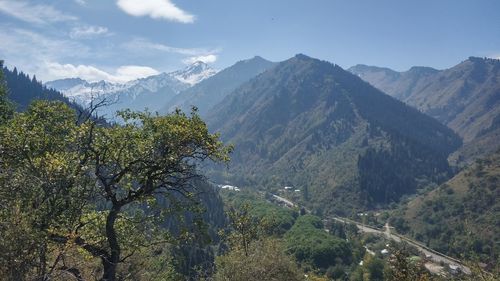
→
(171, 61, 218, 85)
(44, 62, 217, 113)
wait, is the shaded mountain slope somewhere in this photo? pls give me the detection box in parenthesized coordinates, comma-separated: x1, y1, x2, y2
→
(3, 66, 79, 111)
(207, 54, 461, 214)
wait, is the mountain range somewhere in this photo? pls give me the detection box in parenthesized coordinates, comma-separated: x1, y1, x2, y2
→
(349, 57, 500, 164)
(206, 54, 461, 214)
(5, 53, 500, 269)
(13, 54, 499, 215)
(45, 61, 216, 118)
(46, 57, 276, 120)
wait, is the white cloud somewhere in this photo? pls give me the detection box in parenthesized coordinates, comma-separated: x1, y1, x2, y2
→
(0, 0, 77, 24)
(114, 65, 160, 82)
(45, 62, 159, 83)
(123, 38, 212, 56)
(116, 0, 195, 23)
(74, 0, 87, 6)
(182, 54, 217, 64)
(70, 25, 110, 39)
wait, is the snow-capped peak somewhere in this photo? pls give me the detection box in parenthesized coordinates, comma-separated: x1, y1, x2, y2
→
(44, 61, 216, 108)
(171, 61, 217, 85)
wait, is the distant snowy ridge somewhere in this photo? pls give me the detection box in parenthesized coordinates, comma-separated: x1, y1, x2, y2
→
(171, 61, 218, 85)
(45, 61, 217, 107)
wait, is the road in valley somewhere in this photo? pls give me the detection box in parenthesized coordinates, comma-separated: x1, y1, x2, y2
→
(270, 194, 471, 275)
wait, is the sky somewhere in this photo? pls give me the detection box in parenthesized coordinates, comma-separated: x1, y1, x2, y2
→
(0, 0, 499, 83)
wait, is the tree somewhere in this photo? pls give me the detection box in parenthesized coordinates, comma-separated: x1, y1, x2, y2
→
(385, 249, 431, 281)
(0, 102, 231, 280)
(0, 101, 95, 279)
(84, 109, 231, 280)
(225, 203, 259, 257)
(214, 238, 303, 281)
(0, 61, 13, 123)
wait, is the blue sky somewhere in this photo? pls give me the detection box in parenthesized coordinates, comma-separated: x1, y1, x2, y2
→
(0, 0, 499, 83)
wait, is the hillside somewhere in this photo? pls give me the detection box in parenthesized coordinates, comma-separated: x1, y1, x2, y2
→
(162, 56, 276, 116)
(207, 54, 461, 215)
(393, 150, 500, 265)
(349, 57, 500, 163)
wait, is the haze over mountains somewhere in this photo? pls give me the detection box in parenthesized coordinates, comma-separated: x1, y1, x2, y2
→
(349, 57, 500, 164)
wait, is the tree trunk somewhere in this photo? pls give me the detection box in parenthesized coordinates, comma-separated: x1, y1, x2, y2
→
(101, 205, 121, 281)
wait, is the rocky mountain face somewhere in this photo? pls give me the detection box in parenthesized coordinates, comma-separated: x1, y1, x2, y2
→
(206, 54, 461, 214)
(349, 57, 500, 164)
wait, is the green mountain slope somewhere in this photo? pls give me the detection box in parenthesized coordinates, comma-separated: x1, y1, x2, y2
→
(392, 150, 500, 265)
(161, 56, 276, 116)
(207, 54, 461, 215)
(349, 57, 500, 164)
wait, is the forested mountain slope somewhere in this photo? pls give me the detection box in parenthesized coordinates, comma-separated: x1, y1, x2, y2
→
(392, 149, 500, 266)
(3, 64, 78, 111)
(207, 54, 461, 215)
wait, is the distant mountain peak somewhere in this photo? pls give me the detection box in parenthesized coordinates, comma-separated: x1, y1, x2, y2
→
(406, 66, 439, 75)
(171, 61, 217, 85)
(294, 53, 312, 60)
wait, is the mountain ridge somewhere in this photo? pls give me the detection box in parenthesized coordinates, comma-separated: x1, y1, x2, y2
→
(45, 61, 217, 117)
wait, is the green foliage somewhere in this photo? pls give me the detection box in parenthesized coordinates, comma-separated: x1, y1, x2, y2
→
(222, 190, 297, 235)
(384, 249, 431, 281)
(0, 101, 95, 279)
(0, 101, 230, 280)
(214, 238, 303, 281)
(350, 254, 386, 281)
(284, 215, 352, 269)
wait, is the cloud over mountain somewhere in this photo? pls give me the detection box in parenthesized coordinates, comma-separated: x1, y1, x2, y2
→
(45, 62, 160, 83)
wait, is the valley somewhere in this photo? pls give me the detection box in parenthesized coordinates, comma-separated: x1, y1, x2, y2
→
(0, 2, 498, 277)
